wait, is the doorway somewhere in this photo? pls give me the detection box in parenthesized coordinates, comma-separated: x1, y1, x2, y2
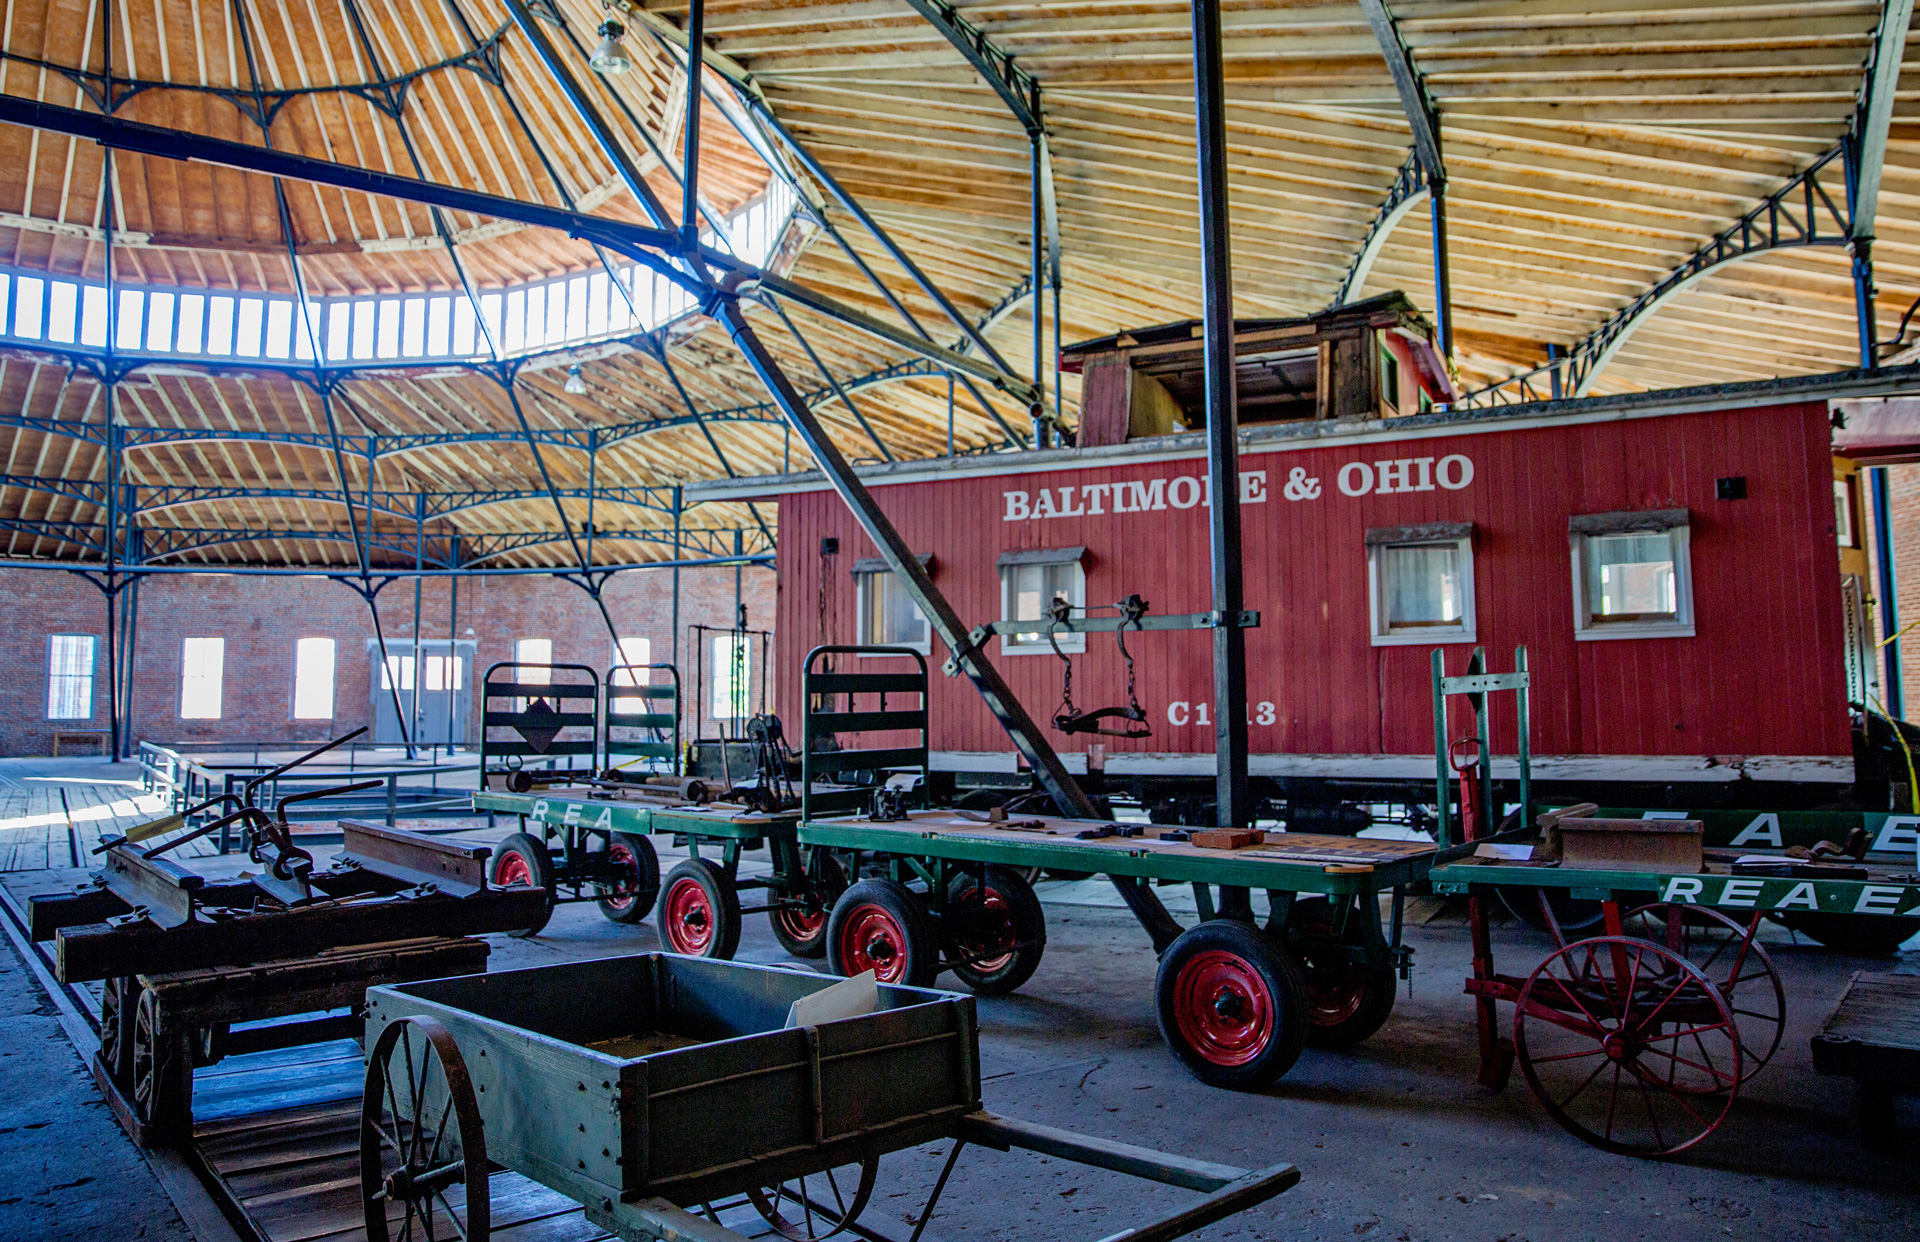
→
(369, 640, 475, 746)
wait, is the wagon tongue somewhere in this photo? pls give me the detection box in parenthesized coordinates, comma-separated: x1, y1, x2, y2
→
(514, 698, 563, 753)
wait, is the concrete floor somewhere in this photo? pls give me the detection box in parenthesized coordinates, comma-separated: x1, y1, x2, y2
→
(0, 760, 1914, 1241)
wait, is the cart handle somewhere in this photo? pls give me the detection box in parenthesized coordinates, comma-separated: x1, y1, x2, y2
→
(957, 1111, 1300, 1241)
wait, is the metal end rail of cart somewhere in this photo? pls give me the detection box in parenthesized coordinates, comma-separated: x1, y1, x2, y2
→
(475, 659, 856, 956)
(1423, 646, 1920, 1156)
(791, 644, 1452, 1090)
(360, 954, 1300, 1242)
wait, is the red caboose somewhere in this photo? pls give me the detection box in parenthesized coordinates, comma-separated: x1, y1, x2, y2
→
(696, 297, 1887, 824)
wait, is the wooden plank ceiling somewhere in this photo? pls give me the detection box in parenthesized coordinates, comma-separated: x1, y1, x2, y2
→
(0, 0, 1913, 567)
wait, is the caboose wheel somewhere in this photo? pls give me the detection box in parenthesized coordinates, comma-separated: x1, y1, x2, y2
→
(1624, 902, 1784, 1083)
(769, 850, 847, 959)
(490, 832, 555, 937)
(595, 832, 661, 924)
(1514, 936, 1740, 1157)
(659, 858, 742, 958)
(1287, 897, 1397, 1049)
(361, 1016, 489, 1242)
(747, 1155, 879, 1241)
(826, 879, 937, 988)
(1155, 919, 1308, 1090)
(944, 865, 1046, 996)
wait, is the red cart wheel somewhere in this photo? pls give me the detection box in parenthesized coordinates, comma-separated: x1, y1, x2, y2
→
(945, 866, 1046, 996)
(769, 851, 847, 959)
(595, 832, 660, 924)
(659, 858, 742, 959)
(826, 879, 937, 988)
(1155, 920, 1307, 1090)
(1624, 902, 1785, 1083)
(361, 1016, 489, 1242)
(1287, 897, 1397, 1049)
(489, 832, 555, 937)
(1514, 936, 1741, 1157)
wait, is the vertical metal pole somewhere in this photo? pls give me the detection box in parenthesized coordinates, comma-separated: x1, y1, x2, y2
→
(1192, 0, 1250, 828)
(1030, 134, 1046, 449)
(1873, 466, 1903, 717)
(411, 498, 425, 747)
(671, 486, 683, 672)
(681, 0, 706, 248)
(103, 425, 120, 761)
(946, 372, 955, 458)
(1854, 238, 1878, 370)
(1430, 183, 1453, 359)
(1431, 649, 1450, 850)
(447, 538, 460, 751)
(1053, 272, 1063, 429)
(1546, 343, 1563, 401)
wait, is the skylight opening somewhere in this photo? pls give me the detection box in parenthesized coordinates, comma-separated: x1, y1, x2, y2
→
(0, 178, 798, 368)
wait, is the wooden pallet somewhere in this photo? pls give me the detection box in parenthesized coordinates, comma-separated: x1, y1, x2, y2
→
(1810, 972, 1920, 1151)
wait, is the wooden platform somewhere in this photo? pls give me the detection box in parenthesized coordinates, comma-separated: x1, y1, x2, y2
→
(1812, 973, 1920, 1089)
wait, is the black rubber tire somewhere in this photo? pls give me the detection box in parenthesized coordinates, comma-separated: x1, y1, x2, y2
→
(826, 879, 938, 989)
(1497, 885, 1612, 934)
(658, 857, 743, 959)
(490, 831, 556, 937)
(595, 832, 661, 924)
(768, 851, 847, 959)
(1287, 897, 1397, 1049)
(945, 866, 1047, 996)
(1779, 912, 1920, 955)
(1155, 919, 1308, 1090)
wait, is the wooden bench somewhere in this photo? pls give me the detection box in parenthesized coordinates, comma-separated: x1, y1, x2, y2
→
(1811, 972, 1920, 1150)
(51, 728, 109, 757)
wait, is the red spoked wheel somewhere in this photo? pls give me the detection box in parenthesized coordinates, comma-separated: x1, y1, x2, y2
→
(1624, 902, 1785, 1084)
(825, 879, 936, 988)
(945, 866, 1046, 996)
(1155, 920, 1307, 1090)
(769, 851, 847, 959)
(488, 831, 555, 937)
(658, 858, 741, 959)
(595, 832, 661, 924)
(1514, 936, 1741, 1157)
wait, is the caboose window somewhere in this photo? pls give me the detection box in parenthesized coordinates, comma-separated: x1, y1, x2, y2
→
(1365, 524, 1474, 646)
(1569, 510, 1694, 640)
(853, 555, 932, 653)
(997, 547, 1088, 654)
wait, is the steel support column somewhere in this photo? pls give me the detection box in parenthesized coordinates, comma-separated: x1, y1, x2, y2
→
(1191, 0, 1251, 828)
(1430, 184, 1453, 359)
(1874, 466, 1903, 717)
(1031, 134, 1047, 447)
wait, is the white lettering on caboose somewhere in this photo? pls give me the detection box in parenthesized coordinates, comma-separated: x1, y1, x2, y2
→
(1003, 454, 1472, 521)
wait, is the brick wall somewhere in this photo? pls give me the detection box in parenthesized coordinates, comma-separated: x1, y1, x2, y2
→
(0, 563, 776, 757)
(1882, 464, 1920, 715)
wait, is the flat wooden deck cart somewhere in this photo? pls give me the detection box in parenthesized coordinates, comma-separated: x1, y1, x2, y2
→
(799, 811, 1437, 1089)
(360, 954, 1301, 1242)
(473, 787, 849, 959)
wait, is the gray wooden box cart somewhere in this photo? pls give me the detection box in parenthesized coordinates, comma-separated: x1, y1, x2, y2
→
(361, 954, 1300, 1241)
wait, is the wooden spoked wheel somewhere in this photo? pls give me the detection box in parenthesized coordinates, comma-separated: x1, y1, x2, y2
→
(99, 976, 138, 1086)
(1623, 902, 1785, 1084)
(747, 1156, 879, 1241)
(131, 987, 188, 1130)
(1514, 936, 1741, 1157)
(361, 1016, 490, 1242)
